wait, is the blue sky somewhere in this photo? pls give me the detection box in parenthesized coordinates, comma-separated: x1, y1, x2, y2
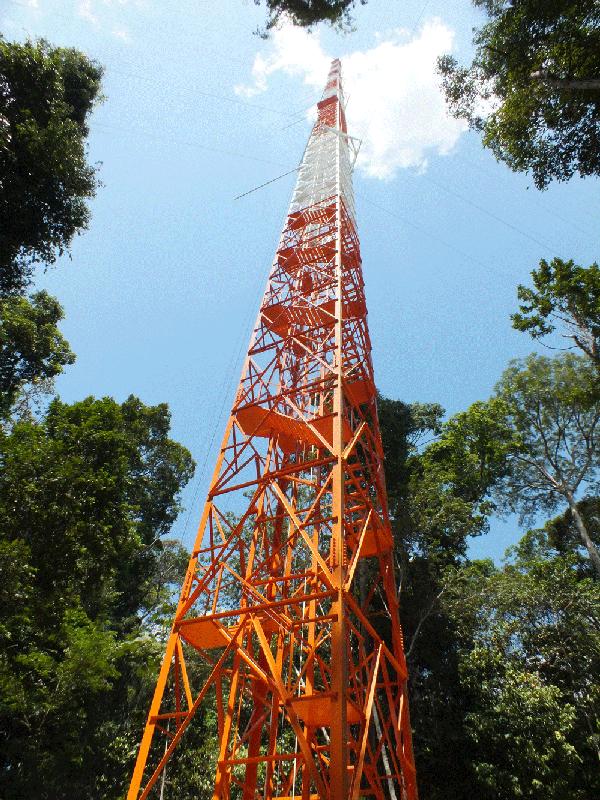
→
(2, 0, 599, 559)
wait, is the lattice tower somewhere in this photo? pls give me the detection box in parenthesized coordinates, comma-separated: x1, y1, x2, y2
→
(127, 59, 418, 800)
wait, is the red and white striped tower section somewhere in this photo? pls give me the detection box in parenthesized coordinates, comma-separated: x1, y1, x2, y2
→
(127, 59, 418, 800)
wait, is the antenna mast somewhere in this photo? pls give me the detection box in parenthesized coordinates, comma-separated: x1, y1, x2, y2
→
(128, 59, 418, 800)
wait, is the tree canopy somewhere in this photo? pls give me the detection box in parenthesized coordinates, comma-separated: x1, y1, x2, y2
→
(0, 291, 75, 419)
(377, 347, 600, 798)
(255, 0, 366, 33)
(0, 33, 201, 799)
(0, 395, 194, 799)
(434, 354, 600, 576)
(0, 37, 102, 294)
(444, 530, 600, 800)
(438, 0, 600, 188)
(378, 396, 500, 799)
(494, 354, 600, 575)
(512, 258, 600, 367)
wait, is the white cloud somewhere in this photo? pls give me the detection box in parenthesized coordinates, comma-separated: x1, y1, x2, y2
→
(77, 0, 144, 28)
(78, 0, 99, 24)
(236, 19, 467, 180)
(112, 27, 131, 42)
(235, 24, 330, 99)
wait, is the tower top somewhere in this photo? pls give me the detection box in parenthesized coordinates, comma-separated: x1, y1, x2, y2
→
(322, 58, 342, 99)
(289, 57, 355, 225)
(318, 58, 346, 123)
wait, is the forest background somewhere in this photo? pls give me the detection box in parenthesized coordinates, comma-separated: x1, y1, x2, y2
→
(0, 1, 599, 799)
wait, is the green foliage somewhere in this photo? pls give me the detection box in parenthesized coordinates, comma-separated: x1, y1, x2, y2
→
(0, 395, 194, 621)
(444, 530, 600, 799)
(255, 0, 366, 33)
(0, 396, 194, 798)
(380, 374, 600, 798)
(385, 395, 516, 577)
(377, 395, 444, 515)
(463, 656, 581, 799)
(438, 1, 600, 188)
(414, 398, 518, 548)
(493, 353, 599, 519)
(512, 258, 600, 365)
(378, 397, 497, 799)
(0, 37, 103, 294)
(0, 30, 205, 800)
(545, 495, 600, 565)
(0, 291, 75, 419)
(431, 353, 600, 574)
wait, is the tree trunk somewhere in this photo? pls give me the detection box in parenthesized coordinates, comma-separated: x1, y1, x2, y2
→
(566, 493, 600, 578)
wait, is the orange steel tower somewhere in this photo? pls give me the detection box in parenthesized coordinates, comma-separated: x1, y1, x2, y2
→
(127, 60, 417, 800)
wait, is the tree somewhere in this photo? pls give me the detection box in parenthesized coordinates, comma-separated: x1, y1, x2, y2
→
(0, 30, 211, 799)
(379, 385, 600, 799)
(378, 397, 501, 800)
(512, 258, 600, 367)
(491, 353, 600, 576)
(255, 0, 366, 33)
(0, 395, 195, 798)
(411, 397, 517, 559)
(444, 529, 600, 799)
(435, 354, 600, 575)
(0, 291, 74, 420)
(0, 37, 102, 294)
(438, 1, 600, 188)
